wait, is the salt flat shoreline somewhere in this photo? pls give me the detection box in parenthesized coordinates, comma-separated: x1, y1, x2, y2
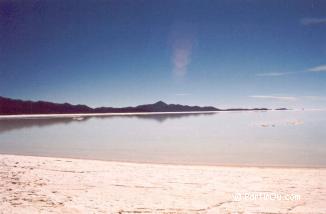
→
(2, 108, 324, 120)
(1, 154, 326, 213)
(0, 111, 220, 120)
(0, 109, 280, 120)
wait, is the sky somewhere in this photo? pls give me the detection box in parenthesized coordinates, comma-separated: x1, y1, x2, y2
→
(1, 0, 326, 109)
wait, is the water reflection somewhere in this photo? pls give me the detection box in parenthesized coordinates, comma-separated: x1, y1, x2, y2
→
(97, 112, 216, 123)
(0, 118, 76, 134)
(0, 112, 216, 133)
(0, 111, 326, 167)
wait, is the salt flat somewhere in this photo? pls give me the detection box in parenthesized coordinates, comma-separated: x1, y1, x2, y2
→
(0, 154, 325, 213)
(0, 111, 219, 120)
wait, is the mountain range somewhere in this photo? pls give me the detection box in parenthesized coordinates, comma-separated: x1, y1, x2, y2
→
(0, 96, 274, 115)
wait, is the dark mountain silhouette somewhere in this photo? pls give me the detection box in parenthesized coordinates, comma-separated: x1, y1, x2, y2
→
(0, 96, 272, 115)
(0, 96, 93, 115)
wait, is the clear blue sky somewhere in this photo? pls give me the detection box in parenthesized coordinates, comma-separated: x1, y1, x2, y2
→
(1, 0, 326, 108)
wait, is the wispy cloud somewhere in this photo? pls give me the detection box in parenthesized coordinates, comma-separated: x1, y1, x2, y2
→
(256, 72, 295, 77)
(307, 65, 326, 72)
(303, 96, 326, 101)
(170, 22, 196, 77)
(173, 46, 192, 76)
(250, 95, 326, 102)
(175, 93, 190, 96)
(249, 95, 297, 101)
(256, 65, 326, 76)
(301, 17, 326, 26)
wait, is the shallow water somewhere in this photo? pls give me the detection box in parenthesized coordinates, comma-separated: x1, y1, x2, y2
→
(0, 110, 325, 167)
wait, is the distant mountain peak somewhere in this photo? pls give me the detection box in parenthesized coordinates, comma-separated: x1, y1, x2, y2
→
(153, 101, 167, 106)
(0, 96, 277, 115)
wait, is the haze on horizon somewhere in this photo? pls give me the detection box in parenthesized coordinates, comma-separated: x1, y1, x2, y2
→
(1, 0, 326, 109)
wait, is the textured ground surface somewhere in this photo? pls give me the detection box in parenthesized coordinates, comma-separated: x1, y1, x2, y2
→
(0, 154, 325, 213)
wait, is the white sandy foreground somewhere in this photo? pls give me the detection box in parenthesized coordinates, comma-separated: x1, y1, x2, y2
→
(0, 155, 325, 214)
